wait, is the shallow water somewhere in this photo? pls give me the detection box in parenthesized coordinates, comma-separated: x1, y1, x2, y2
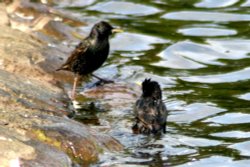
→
(58, 0, 250, 166)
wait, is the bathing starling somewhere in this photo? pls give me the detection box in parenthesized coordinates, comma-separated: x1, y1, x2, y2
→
(56, 21, 122, 99)
(132, 79, 168, 134)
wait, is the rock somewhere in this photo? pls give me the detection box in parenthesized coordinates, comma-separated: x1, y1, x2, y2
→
(0, 24, 68, 115)
(0, 126, 35, 167)
(0, 2, 123, 166)
(79, 82, 141, 111)
(21, 140, 74, 167)
(0, 125, 74, 167)
(0, 3, 9, 26)
(31, 115, 123, 165)
(5, 0, 85, 39)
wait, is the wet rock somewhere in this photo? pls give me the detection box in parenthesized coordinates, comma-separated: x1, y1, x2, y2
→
(79, 82, 141, 111)
(74, 82, 141, 137)
(31, 115, 123, 165)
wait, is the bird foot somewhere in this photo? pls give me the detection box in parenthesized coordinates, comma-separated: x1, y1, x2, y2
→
(95, 79, 114, 86)
(91, 74, 114, 85)
(100, 78, 114, 84)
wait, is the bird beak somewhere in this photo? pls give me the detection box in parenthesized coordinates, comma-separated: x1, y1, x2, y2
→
(112, 28, 124, 33)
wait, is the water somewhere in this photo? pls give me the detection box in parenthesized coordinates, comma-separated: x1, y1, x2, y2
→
(57, 0, 250, 166)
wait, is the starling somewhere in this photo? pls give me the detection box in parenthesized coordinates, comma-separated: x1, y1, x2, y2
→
(132, 79, 168, 134)
(56, 21, 122, 99)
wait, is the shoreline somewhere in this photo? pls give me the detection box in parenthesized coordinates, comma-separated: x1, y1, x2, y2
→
(0, 1, 123, 166)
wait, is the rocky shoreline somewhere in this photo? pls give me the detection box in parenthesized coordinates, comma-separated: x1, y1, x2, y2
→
(0, 1, 123, 166)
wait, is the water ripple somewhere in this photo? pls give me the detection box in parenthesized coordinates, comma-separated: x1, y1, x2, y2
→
(206, 39, 250, 58)
(177, 156, 250, 167)
(180, 67, 250, 83)
(111, 32, 168, 51)
(162, 11, 250, 22)
(175, 135, 222, 147)
(211, 131, 250, 139)
(162, 145, 196, 156)
(241, 0, 250, 7)
(88, 1, 161, 16)
(153, 40, 235, 69)
(237, 93, 250, 101)
(203, 113, 250, 124)
(178, 27, 237, 37)
(229, 141, 250, 156)
(168, 103, 225, 123)
(195, 0, 239, 8)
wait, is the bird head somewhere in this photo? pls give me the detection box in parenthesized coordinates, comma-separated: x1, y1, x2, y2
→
(90, 21, 123, 39)
(142, 78, 162, 100)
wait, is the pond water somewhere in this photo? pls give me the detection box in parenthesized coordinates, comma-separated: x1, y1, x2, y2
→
(58, 0, 250, 166)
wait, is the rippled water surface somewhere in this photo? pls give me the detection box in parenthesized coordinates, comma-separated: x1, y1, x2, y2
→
(59, 0, 250, 166)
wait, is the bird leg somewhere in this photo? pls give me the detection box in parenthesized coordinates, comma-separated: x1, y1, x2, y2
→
(71, 74, 79, 100)
(91, 74, 114, 84)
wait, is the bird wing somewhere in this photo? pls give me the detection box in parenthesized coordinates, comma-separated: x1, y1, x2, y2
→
(56, 39, 90, 71)
(158, 101, 168, 124)
(134, 99, 155, 129)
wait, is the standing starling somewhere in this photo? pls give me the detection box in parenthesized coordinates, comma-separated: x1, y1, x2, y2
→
(132, 79, 168, 134)
(56, 21, 122, 99)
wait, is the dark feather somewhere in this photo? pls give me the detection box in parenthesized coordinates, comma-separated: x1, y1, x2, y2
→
(56, 40, 90, 71)
(133, 79, 168, 134)
(56, 21, 114, 75)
